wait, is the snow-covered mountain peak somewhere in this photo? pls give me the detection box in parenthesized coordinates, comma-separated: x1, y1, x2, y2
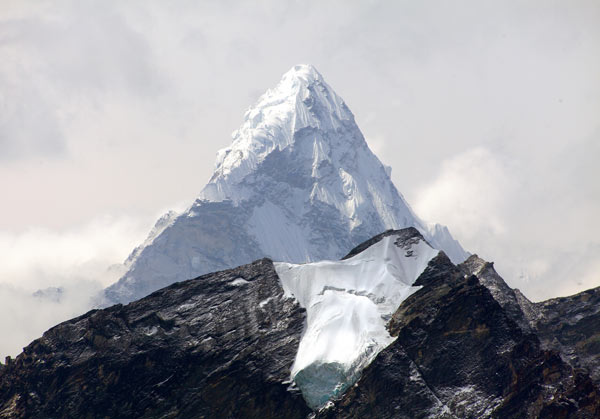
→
(104, 65, 468, 306)
(202, 64, 355, 201)
(281, 63, 321, 80)
(277, 63, 324, 91)
(249, 63, 352, 132)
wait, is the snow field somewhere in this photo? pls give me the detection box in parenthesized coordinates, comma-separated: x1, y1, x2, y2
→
(275, 234, 439, 407)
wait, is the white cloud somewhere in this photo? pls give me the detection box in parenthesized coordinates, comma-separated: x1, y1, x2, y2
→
(414, 147, 514, 241)
(0, 282, 102, 360)
(0, 214, 152, 358)
(414, 146, 600, 301)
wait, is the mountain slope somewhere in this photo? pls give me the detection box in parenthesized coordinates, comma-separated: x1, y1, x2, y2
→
(460, 255, 534, 333)
(320, 252, 600, 418)
(460, 252, 600, 391)
(2, 229, 598, 418)
(530, 286, 600, 383)
(0, 259, 310, 418)
(104, 64, 467, 305)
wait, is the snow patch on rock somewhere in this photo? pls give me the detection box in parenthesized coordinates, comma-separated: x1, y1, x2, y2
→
(275, 233, 438, 408)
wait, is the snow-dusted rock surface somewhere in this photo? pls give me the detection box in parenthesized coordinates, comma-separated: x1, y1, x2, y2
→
(275, 228, 438, 408)
(104, 64, 468, 305)
(5, 229, 599, 418)
(318, 249, 600, 419)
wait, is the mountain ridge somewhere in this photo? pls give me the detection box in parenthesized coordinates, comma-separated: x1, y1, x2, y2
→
(103, 64, 468, 305)
(3, 228, 599, 418)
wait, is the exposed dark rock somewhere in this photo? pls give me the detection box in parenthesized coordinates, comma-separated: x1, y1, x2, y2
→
(532, 286, 600, 383)
(2, 230, 600, 418)
(459, 255, 533, 333)
(321, 253, 600, 418)
(0, 259, 310, 418)
(341, 227, 427, 260)
(513, 288, 541, 327)
(460, 255, 600, 387)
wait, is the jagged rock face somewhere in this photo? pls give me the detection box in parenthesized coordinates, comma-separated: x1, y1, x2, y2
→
(104, 64, 468, 305)
(320, 253, 600, 418)
(0, 259, 310, 418)
(461, 255, 600, 388)
(2, 229, 599, 418)
(459, 255, 534, 333)
(532, 287, 600, 383)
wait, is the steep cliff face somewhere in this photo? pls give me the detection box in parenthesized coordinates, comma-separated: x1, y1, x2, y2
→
(1, 229, 599, 418)
(531, 287, 600, 384)
(0, 259, 310, 418)
(320, 253, 600, 418)
(461, 255, 600, 388)
(459, 255, 534, 333)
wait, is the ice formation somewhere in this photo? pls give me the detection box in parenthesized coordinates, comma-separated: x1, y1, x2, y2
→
(275, 232, 439, 408)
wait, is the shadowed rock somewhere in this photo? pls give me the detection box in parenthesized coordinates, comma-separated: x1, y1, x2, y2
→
(0, 259, 310, 418)
(319, 253, 600, 418)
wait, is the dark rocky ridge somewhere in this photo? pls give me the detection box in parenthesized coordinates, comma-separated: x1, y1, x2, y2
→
(0, 259, 310, 418)
(459, 255, 534, 333)
(319, 253, 600, 418)
(460, 255, 600, 388)
(1, 229, 600, 418)
(340, 227, 429, 260)
(531, 286, 600, 383)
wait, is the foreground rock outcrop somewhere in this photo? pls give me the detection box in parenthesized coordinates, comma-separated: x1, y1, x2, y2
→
(0, 259, 310, 418)
(530, 286, 600, 384)
(320, 253, 600, 418)
(1, 229, 599, 418)
(461, 255, 600, 387)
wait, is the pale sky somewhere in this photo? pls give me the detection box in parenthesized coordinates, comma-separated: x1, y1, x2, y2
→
(1, 0, 599, 356)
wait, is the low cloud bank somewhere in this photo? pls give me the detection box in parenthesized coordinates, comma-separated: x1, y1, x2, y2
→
(0, 215, 151, 358)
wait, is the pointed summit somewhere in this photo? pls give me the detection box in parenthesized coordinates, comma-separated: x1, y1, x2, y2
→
(202, 64, 353, 201)
(104, 65, 468, 304)
(275, 64, 328, 96)
(266, 63, 349, 122)
(281, 63, 323, 83)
